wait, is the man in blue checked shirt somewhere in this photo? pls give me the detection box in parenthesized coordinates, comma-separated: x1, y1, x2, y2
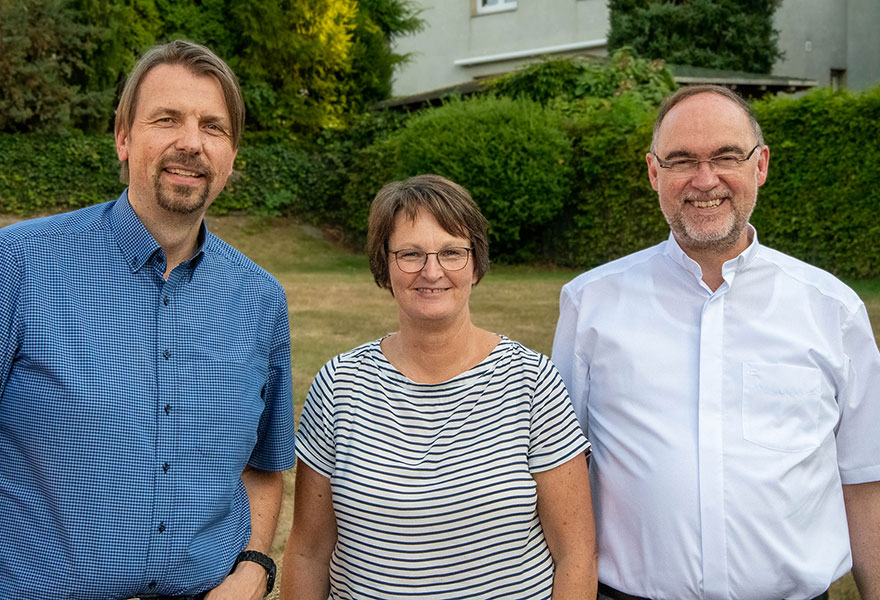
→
(0, 41, 295, 600)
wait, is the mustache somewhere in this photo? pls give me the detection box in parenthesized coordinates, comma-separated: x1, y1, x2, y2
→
(158, 152, 212, 178)
(681, 188, 730, 202)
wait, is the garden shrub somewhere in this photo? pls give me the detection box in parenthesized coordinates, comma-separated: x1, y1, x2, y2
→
(551, 93, 667, 268)
(341, 96, 573, 261)
(0, 133, 122, 213)
(0, 132, 321, 217)
(313, 109, 411, 228)
(490, 50, 676, 107)
(753, 86, 880, 278)
(339, 136, 401, 244)
(218, 142, 319, 215)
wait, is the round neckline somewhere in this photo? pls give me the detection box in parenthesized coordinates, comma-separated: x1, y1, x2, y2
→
(373, 334, 509, 387)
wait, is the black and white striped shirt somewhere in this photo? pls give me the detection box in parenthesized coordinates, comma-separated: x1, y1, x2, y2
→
(296, 336, 589, 599)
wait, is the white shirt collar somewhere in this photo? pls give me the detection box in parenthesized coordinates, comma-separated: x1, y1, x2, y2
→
(664, 224, 761, 291)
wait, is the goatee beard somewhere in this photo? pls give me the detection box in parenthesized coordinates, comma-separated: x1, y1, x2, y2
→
(155, 181, 212, 215)
(668, 189, 754, 253)
(153, 153, 214, 215)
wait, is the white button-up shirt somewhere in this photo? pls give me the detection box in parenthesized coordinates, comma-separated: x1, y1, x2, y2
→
(552, 229, 880, 600)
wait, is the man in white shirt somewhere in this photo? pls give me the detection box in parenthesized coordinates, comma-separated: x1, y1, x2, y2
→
(552, 85, 880, 600)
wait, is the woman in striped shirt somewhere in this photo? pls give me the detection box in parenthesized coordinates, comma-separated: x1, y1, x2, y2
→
(282, 174, 597, 599)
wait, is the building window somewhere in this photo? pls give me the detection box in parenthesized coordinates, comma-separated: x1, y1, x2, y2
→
(475, 0, 517, 15)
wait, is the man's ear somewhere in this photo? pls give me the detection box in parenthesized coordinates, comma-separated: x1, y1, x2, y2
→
(226, 149, 238, 179)
(115, 127, 130, 162)
(756, 145, 770, 187)
(646, 152, 660, 192)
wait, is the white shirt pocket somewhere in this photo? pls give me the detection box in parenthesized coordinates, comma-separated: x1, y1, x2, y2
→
(742, 363, 821, 453)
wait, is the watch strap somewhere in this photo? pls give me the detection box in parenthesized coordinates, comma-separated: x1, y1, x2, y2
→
(232, 550, 276, 595)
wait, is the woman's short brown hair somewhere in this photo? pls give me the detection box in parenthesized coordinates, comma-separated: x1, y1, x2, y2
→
(367, 174, 490, 292)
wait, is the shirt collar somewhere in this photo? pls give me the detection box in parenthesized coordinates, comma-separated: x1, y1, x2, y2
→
(721, 224, 760, 278)
(109, 189, 209, 274)
(664, 224, 761, 286)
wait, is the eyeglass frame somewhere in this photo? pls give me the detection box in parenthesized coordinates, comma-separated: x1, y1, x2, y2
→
(388, 247, 473, 273)
(652, 143, 762, 173)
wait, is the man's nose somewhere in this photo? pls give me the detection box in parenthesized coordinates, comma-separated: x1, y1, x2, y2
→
(689, 160, 720, 190)
(175, 120, 203, 154)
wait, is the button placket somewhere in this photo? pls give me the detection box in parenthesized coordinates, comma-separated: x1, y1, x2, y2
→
(697, 292, 730, 595)
(151, 279, 178, 575)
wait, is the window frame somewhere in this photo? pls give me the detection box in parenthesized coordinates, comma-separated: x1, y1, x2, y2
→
(474, 0, 517, 16)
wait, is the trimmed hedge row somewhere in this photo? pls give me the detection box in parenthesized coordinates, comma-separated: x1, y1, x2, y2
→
(1, 85, 879, 278)
(0, 136, 335, 219)
(0, 134, 121, 213)
(555, 95, 666, 267)
(752, 87, 880, 279)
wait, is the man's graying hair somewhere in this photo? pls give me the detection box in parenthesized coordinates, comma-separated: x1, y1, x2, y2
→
(114, 40, 245, 183)
(651, 85, 764, 152)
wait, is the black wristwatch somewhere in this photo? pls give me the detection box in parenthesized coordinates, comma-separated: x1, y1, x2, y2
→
(232, 550, 276, 596)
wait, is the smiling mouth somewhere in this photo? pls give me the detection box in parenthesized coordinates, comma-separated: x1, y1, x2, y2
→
(415, 287, 448, 293)
(165, 167, 204, 178)
(691, 197, 723, 208)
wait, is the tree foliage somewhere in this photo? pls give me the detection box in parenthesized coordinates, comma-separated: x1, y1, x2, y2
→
(0, 0, 422, 135)
(490, 50, 676, 107)
(234, 0, 359, 134)
(608, 0, 784, 73)
(0, 0, 93, 132)
(347, 0, 423, 108)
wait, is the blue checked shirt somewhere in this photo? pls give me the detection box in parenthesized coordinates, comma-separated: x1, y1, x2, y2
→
(0, 192, 296, 599)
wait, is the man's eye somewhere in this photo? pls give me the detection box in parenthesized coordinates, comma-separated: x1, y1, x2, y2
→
(711, 156, 741, 167)
(669, 160, 697, 168)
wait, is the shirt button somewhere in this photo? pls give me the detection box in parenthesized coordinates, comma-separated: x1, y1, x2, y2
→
(163, 296, 169, 306)
(163, 349, 170, 359)
(164, 404, 172, 414)
(158, 522, 166, 533)
(162, 462, 170, 472)
(148, 580, 157, 589)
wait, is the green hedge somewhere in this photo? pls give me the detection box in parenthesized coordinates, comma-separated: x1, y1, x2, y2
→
(0, 134, 122, 213)
(550, 94, 667, 267)
(219, 143, 321, 215)
(2, 85, 879, 278)
(550, 86, 880, 277)
(753, 87, 880, 278)
(0, 134, 337, 220)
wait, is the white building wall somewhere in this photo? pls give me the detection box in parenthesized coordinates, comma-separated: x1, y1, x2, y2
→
(845, 0, 880, 90)
(772, 0, 846, 88)
(392, 0, 880, 97)
(773, 0, 880, 90)
(391, 0, 608, 97)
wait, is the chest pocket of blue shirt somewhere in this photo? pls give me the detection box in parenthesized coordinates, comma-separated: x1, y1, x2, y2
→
(182, 359, 268, 470)
(741, 363, 822, 453)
